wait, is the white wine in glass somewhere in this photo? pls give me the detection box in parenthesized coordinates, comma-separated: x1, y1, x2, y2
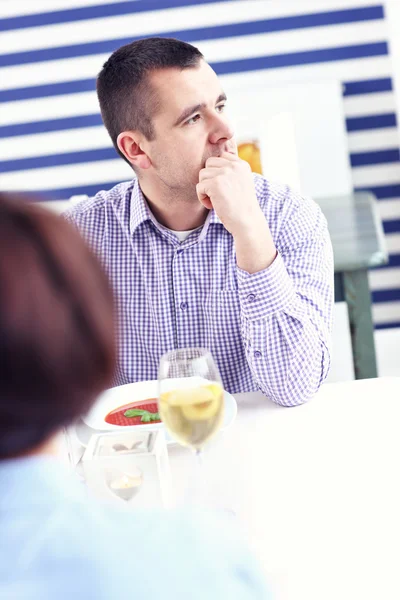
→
(158, 348, 224, 453)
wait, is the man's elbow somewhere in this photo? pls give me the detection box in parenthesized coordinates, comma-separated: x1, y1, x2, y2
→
(265, 380, 317, 407)
(261, 351, 330, 407)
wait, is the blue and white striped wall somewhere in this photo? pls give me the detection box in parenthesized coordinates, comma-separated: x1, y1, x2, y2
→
(1, 0, 400, 329)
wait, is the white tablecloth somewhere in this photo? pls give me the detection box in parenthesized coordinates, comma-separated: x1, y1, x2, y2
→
(168, 377, 400, 600)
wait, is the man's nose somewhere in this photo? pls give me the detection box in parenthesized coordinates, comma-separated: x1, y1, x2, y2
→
(208, 115, 235, 145)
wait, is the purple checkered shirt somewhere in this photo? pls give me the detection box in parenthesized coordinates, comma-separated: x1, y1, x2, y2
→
(64, 174, 333, 406)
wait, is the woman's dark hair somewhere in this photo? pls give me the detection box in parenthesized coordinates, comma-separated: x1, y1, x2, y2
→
(97, 37, 203, 163)
(0, 192, 116, 458)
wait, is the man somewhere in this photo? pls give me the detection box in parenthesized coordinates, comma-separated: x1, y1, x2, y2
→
(65, 37, 334, 407)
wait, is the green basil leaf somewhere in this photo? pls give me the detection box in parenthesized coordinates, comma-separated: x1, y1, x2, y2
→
(124, 408, 160, 422)
(124, 409, 146, 418)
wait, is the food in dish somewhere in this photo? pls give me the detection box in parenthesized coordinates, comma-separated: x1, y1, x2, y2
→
(105, 399, 161, 427)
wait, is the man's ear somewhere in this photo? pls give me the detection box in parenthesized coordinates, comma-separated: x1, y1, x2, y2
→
(117, 131, 151, 169)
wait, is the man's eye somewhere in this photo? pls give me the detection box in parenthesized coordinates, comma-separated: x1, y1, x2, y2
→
(216, 104, 226, 113)
(186, 114, 201, 125)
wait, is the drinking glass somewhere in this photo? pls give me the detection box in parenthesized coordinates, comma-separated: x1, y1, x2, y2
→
(158, 348, 224, 504)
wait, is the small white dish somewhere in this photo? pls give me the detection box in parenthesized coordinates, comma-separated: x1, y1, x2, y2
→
(79, 379, 237, 446)
(83, 380, 160, 432)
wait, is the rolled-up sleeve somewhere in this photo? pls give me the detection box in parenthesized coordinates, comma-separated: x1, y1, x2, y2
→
(237, 191, 334, 407)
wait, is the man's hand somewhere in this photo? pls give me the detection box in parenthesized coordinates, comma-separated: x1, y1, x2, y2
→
(196, 152, 277, 273)
(197, 152, 261, 237)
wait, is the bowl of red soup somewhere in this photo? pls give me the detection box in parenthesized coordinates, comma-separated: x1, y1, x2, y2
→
(83, 381, 163, 432)
(82, 380, 237, 439)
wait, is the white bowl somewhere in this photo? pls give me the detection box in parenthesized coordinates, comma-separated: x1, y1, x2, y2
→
(82, 379, 237, 438)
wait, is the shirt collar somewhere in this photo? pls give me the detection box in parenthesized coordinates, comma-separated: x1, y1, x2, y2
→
(208, 208, 222, 225)
(129, 178, 223, 238)
(129, 178, 154, 236)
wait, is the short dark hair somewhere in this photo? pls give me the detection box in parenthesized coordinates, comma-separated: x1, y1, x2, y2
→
(0, 193, 116, 458)
(96, 37, 203, 164)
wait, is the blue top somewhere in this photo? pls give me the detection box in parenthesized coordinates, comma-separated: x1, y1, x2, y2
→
(0, 455, 269, 599)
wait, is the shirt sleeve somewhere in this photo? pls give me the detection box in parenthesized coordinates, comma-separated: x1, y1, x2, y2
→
(63, 202, 108, 262)
(237, 189, 334, 406)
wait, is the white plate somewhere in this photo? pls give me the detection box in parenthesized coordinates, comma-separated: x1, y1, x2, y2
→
(81, 379, 237, 444)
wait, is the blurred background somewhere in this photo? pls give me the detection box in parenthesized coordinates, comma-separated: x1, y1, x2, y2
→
(1, 0, 399, 379)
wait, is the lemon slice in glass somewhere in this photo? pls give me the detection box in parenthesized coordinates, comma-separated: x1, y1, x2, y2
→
(164, 384, 222, 421)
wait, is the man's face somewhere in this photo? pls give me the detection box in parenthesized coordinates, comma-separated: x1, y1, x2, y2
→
(141, 60, 236, 199)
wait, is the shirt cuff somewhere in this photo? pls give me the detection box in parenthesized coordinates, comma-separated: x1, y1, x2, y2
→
(236, 252, 296, 320)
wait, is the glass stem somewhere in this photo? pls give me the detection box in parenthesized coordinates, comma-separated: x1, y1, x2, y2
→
(194, 448, 206, 506)
(195, 448, 203, 468)
(183, 448, 206, 507)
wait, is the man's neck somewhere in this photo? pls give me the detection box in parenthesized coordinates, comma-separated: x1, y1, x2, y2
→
(138, 178, 209, 231)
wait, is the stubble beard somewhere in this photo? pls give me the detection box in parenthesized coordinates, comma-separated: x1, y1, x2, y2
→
(154, 169, 199, 205)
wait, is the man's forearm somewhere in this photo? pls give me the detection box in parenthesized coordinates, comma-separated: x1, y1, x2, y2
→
(233, 214, 277, 274)
(242, 306, 331, 406)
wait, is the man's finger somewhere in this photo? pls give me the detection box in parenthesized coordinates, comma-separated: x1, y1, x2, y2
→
(199, 167, 221, 181)
(219, 151, 240, 161)
(205, 153, 240, 169)
(204, 156, 227, 169)
(196, 182, 213, 210)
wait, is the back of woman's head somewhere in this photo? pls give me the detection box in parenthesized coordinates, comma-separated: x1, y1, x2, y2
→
(0, 192, 116, 458)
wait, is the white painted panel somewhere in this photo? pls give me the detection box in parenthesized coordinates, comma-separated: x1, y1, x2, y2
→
(0, 53, 392, 92)
(385, 233, 400, 253)
(384, 1, 400, 170)
(373, 300, 400, 324)
(1, 19, 388, 62)
(199, 20, 387, 64)
(347, 128, 400, 153)
(12, 77, 398, 129)
(0, 0, 385, 53)
(219, 56, 392, 90)
(369, 267, 400, 290)
(0, 126, 109, 160)
(0, 54, 108, 90)
(0, 0, 128, 18)
(0, 158, 132, 190)
(225, 77, 352, 198)
(352, 163, 400, 187)
(259, 112, 302, 193)
(0, 92, 98, 126)
(343, 91, 396, 117)
(2, 83, 393, 131)
(378, 198, 400, 220)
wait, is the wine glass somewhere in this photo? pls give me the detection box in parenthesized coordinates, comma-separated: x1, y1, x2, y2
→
(158, 348, 224, 504)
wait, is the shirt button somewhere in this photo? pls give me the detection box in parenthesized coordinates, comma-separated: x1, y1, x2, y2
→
(254, 351, 262, 358)
(180, 302, 188, 311)
(247, 293, 257, 303)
